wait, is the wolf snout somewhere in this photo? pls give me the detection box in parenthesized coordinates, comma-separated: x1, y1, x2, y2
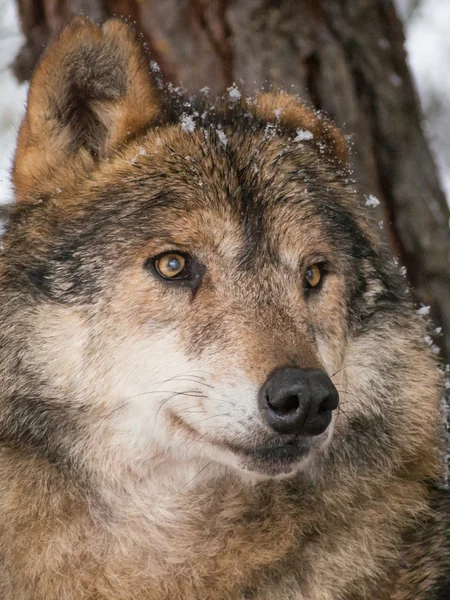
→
(258, 368, 339, 436)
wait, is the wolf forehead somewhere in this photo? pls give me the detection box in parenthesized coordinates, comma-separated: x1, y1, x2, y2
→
(9, 121, 370, 275)
(72, 119, 355, 242)
(11, 105, 361, 244)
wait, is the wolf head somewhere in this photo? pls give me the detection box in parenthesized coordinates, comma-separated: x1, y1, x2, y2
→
(0, 18, 441, 486)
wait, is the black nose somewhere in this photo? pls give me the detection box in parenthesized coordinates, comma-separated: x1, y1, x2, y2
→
(258, 368, 339, 436)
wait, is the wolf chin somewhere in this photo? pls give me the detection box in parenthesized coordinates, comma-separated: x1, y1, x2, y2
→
(0, 16, 449, 600)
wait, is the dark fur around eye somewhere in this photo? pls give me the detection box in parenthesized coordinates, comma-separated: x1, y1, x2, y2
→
(144, 252, 206, 290)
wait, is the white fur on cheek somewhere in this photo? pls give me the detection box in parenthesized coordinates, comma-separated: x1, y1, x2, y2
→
(97, 330, 205, 456)
(88, 329, 336, 481)
(89, 331, 270, 477)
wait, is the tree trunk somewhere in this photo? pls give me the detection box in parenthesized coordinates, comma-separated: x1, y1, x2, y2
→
(10, 1, 450, 409)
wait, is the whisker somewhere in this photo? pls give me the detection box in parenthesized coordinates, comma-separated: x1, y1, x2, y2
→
(96, 389, 207, 428)
(185, 426, 230, 450)
(330, 363, 364, 379)
(171, 461, 213, 497)
(188, 413, 229, 425)
(333, 388, 362, 402)
(337, 405, 351, 418)
(155, 390, 206, 420)
(154, 375, 214, 390)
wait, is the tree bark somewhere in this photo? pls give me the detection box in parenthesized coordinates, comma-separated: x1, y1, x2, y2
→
(10, 0, 450, 362)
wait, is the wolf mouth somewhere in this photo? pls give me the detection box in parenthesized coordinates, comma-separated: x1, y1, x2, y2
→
(223, 438, 313, 474)
(170, 408, 313, 473)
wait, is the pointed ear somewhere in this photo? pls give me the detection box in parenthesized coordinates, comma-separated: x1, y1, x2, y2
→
(13, 17, 160, 201)
(252, 92, 348, 163)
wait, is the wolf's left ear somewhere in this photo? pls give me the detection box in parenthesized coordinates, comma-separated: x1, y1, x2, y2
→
(13, 17, 160, 201)
(251, 92, 348, 163)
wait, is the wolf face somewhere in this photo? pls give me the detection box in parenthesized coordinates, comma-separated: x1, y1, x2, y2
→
(0, 18, 440, 490)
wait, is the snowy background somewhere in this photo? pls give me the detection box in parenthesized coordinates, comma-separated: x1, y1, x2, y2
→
(0, 0, 449, 208)
(0, 0, 27, 206)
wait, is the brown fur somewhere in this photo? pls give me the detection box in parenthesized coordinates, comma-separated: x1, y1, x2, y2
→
(13, 16, 160, 201)
(0, 17, 449, 600)
(252, 91, 349, 163)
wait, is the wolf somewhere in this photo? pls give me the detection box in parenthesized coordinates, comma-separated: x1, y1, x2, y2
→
(0, 16, 449, 600)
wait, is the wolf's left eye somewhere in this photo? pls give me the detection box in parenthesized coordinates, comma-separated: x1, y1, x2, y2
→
(305, 264, 322, 289)
(154, 253, 190, 280)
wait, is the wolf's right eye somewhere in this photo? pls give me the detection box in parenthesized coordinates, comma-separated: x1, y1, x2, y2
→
(146, 251, 205, 289)
(303, 262, 328, 295)
(305, 264, 322, 288)
(154, 253, 190, 280)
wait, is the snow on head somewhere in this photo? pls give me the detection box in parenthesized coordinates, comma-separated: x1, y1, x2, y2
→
(227, 84, 241, 101)
(216, 128, 228, 147)
(130, 147, 146, 165)
(424, 335, 441, 354)
(417, 305, 431, 316)
(365, 194, 381, 207)
(294, 129, 313, 142)
(180, 114, 196, 134)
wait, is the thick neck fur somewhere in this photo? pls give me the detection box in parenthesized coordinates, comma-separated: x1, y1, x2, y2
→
(0, 441, 434, 600)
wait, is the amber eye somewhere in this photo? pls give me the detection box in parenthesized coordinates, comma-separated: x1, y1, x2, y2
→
(305, 264, 322, 288)
(154, 253, 188, 279)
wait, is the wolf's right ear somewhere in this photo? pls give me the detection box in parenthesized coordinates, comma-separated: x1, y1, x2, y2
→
(250, 92, 348, 164)
(13, 17, 160, 201)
